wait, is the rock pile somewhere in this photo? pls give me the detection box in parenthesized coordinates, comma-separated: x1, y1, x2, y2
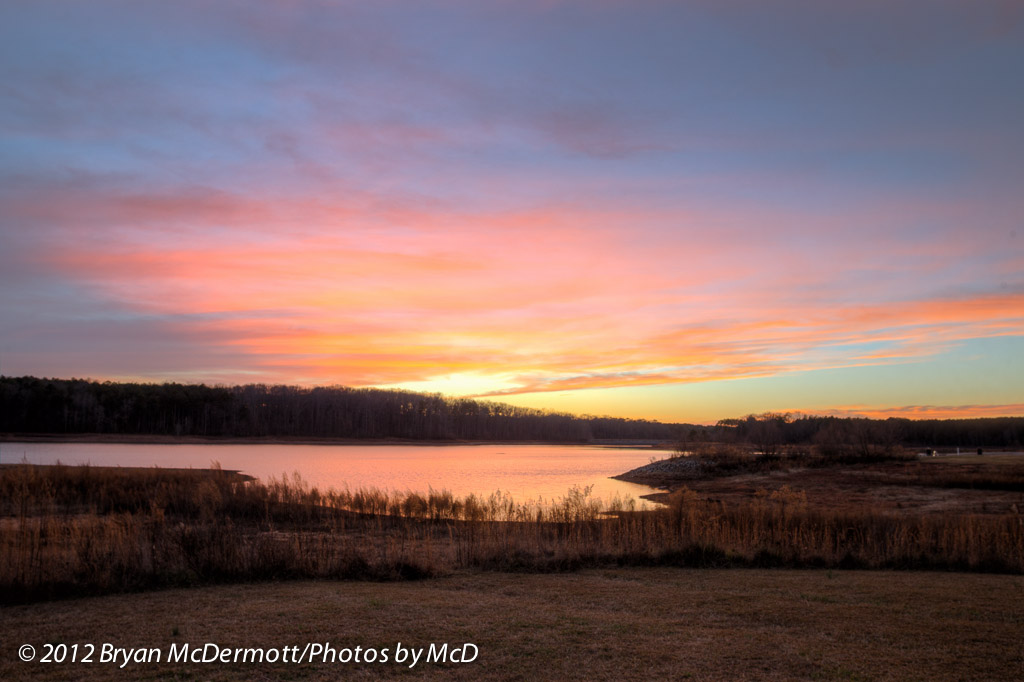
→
(615, 456, 704, 483)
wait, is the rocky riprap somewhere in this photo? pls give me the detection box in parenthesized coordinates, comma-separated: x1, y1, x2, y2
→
(614, 456, 705, 485)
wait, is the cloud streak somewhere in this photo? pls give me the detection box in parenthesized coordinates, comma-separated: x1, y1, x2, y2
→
(1, 1, 1022, 420)
(17, 179, 1021, 398)
(811, 404, 1024, 421)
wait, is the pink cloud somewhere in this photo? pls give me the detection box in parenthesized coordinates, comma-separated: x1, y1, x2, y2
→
(811, 403, 1024, 420)
(14, 176, 1022, 396)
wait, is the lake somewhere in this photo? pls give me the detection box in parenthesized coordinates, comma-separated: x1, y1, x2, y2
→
(0, 442, 664, 507)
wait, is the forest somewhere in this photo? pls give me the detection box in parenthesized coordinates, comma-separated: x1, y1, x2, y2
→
(712, 412, 1024, 450)
(0, 376, 682, 442)
(1, 376, 1021, 448)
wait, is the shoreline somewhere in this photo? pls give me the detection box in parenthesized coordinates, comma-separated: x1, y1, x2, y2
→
(615, 451, 1024, 515)
(0, 461, 254, 479)
(0, 433, 670, 448)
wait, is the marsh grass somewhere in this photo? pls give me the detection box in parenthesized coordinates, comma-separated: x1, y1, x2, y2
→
(2, 464, 1022, 604)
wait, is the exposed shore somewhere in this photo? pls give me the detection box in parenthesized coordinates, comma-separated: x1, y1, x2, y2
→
(615, 451, 1024, 513)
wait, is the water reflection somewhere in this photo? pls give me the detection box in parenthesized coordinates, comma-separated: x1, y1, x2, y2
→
(2, 442, 664, 508)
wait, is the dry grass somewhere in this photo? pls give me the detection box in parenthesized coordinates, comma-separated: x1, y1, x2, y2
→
(4, 463, 1023, 680)
(3, 464, 1024, 606)
(2, 568, 1022, 681)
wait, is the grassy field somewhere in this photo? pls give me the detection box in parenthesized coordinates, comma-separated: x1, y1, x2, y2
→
(3, 454, 1024, 679)
(3, 567, 1022, 681)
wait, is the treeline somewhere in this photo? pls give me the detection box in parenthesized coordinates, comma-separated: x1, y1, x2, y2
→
(0, 376, 682, 442)
(3, 377, 1020, 447)
(713, 413, 1024, 451)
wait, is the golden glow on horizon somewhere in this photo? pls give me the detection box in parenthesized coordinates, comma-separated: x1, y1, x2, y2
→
(2, 1, 1022, 429)
(38, 208, 1024, 406)
(4, 175, 1018, 423)
(378, 373, 525, 397)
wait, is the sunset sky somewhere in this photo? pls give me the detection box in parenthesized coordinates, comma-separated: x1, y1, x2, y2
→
(1, 1, 1022, 424)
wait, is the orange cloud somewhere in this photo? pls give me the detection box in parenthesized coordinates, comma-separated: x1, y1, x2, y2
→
(809, 404, 1024, 420)
(25, 183, 1024, 401)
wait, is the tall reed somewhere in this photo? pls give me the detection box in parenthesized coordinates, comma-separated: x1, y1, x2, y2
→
(2, 464, 1021, 604)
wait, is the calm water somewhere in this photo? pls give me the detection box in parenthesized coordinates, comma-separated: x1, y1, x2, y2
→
(0, 442, 664, 507)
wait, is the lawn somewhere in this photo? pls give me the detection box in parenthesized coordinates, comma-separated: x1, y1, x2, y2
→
(4, 567, 1023, 681)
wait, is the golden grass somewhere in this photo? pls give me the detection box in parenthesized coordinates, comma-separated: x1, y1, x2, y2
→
(3, 464, 1023, 606)
(3, 568, 1022, 681)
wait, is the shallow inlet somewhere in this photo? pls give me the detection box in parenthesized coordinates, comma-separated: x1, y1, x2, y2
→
(0, 442, 664, 508)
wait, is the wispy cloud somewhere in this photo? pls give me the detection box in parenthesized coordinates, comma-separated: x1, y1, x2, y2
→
(811, 404, 1024, 420)
(1, 0, 1021, 419)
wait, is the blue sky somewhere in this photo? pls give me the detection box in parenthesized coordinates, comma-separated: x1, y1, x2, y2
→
(1, 0, 1022, 422)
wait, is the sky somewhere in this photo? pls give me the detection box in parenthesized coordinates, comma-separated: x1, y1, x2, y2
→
(1, 0, 1022, 424)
